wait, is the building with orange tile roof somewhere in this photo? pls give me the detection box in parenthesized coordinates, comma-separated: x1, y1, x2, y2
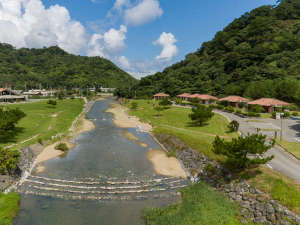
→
(153, 92, 170, 100)
(248, 98, 290, 113)
(219, 95, 249, 107)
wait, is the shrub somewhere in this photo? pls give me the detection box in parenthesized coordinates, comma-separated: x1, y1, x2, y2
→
(249, 105, 264, 113)
(238, 102, 246, 109)
(292, 112, 299, 116)
(0, 148, 20, 175)
(212, 134, 274, 171)
(159, 98, 172, 106)
(175, 99, 183, 105)
(228, 120, 239, 132)
(47, 99, 57, 107)
(166, 151, 176, 158)
(272, 112, 277, 119)
(247, 112, 260, 117)
(283, 111, 290, 118)
(224, 106, 234, 113)
(235, 109, 242, 115)
(38, 138, 43, 145)
(55, 143, 69, 152)
(219, 100, 229, 107)
(130, 102, 138, 110)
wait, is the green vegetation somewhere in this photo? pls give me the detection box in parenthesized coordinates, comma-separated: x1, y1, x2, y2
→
(127, 99, 300, 216)
(0, 192, 20, 225)
(212, 134, 274, 170)
(0, 148, 19, 175)
(249, 167, 300, 215)
(1, 98, 84, 150)
(189, 104, 214, 126)
(0, 44, 136, 89)
(228, 120, 239, 132)
(118, 0, 300, 105)
(0, 107, 26, 143)
(143, 182, 241, 225)
(55, 143, 69, 152)
(276, 138, 300, 159)
(130, 102, 138, 110)
(47, 100, 57, 107)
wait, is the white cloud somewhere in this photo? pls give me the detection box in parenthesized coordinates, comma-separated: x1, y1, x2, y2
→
(117, 55, 131, 69)
(153, 32, 178, 61)
(124, 0, 163, 26)
(113, 0, 130, 10)
(0, 0, 87, 54)
(87, 25, 127, 57)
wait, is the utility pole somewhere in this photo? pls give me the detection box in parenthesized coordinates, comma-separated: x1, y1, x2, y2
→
(280, 115, 283, 141)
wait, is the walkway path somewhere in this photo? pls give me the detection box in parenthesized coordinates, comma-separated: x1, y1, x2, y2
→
(215, 110, 300, 183)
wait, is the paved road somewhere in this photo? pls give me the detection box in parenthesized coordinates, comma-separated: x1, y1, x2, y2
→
(215, 110, 300, 183)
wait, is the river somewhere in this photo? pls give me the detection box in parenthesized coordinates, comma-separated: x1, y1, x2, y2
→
(13, 99, 187, 225)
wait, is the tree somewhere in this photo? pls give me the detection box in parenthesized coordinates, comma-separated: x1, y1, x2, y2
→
(0, 148, 20, 175)
(0, 107, 26, 142)
(228, 120, 239, 132)
(189, 105, 214, 126)
(212, 134, 274, 170)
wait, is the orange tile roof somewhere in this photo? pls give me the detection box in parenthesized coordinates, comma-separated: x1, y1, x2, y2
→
(219, 96, 249, 103)
(248, 98, 290, 107)
(153, 92, 169, 97)
(0, 88, 6, 92)
(189, 94, 218, 100)
(176, 93, 191, 97)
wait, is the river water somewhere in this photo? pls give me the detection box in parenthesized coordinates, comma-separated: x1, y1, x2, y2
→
(14, 99, 187, 225)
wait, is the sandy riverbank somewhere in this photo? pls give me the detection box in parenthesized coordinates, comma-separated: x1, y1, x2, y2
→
(107, 102, 187, 178)
(34, 107, 96, 173)
(105, 103, 152, 132)
(147, 150, 187, 179)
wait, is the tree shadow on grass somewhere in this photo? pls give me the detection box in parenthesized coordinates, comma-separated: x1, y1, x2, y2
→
(0, 127, 25, 144)
(186, 121, 209, 127)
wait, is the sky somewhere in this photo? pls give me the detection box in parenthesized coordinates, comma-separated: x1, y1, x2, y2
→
(0, 0, 276, 79)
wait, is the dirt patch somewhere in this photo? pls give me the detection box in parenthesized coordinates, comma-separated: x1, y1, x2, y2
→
(147, 149, 187, 179)
(106, 103, 152, 132)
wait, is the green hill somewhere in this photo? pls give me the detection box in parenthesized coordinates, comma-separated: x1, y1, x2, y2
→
(129, 0, 300, 104)
(0, 44, 136, 89)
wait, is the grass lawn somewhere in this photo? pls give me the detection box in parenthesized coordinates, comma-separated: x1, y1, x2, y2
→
(143, 182, 242, 225)
(276, 138, 300, 159)
(1, 98, 84, 150)
(127, 99, 300, 216)
(0, 192, 20, 225)
(127, 100, 237, 161)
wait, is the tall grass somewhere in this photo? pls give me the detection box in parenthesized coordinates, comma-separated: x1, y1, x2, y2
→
(143, 182, 241, 225)
(0, 192, 20, 225)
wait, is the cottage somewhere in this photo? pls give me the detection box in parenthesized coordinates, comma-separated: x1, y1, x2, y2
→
(247, 98, 290, 113)
(176, 93, 191, 101)
(219, 96, 249, 107)
(188, 94, 218, 104)
(153, 93, 169, 100)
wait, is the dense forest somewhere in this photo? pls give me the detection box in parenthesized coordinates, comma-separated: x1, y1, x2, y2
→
(118, 0, 300, 104)
(0, 44, 136, 89)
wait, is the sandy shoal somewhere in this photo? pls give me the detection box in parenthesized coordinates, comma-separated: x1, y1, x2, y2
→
(106, 103, 152, 132)
(121, 130, 148, 148)
(34, 116, 95, 172)
(147, 150, 187, 179)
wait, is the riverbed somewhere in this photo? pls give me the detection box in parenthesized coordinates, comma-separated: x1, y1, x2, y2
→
(14, 99, 187, 225)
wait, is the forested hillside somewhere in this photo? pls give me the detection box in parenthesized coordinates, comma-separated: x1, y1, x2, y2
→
(0, 44, 136, 89)
(126, 0, 300, 104)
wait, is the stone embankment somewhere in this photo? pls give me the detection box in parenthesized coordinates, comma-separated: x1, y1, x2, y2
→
(155, 133, 300, 225)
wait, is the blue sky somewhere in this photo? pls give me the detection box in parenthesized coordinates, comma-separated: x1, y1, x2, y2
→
(0, 0, 276, 78)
